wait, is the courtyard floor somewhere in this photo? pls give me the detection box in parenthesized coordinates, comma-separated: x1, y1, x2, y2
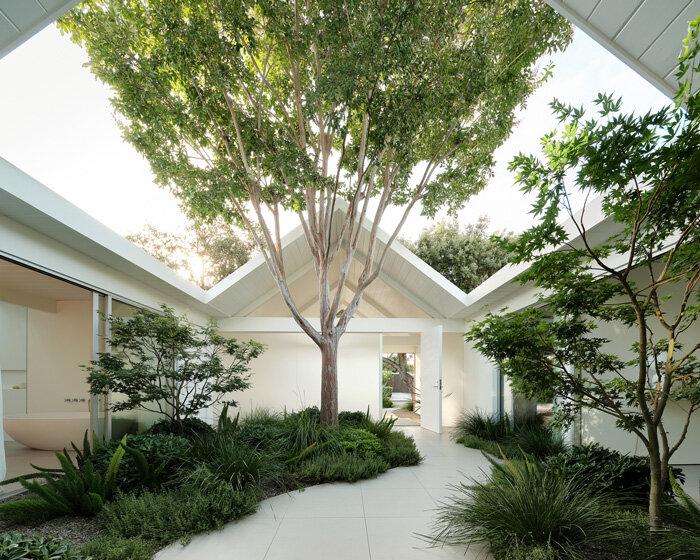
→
(156, 426, 492, 560)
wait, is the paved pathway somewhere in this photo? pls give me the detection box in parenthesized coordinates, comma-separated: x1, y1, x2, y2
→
(157, 426, 492, 560)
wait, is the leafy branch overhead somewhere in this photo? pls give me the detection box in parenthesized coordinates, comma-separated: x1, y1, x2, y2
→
(86, 305, 264, 434)
(59, 0, 572, 424)
(466, 19, 700, 529)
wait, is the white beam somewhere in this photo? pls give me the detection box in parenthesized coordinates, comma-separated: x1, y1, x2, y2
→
(217, 316, 465, 333)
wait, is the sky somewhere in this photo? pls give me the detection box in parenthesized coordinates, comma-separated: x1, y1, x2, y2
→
(0, 23, 671, 243)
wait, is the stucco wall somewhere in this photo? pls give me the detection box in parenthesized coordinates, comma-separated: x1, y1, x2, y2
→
(221, 332, 382, 419)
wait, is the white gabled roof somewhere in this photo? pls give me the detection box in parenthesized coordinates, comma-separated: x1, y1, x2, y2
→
(0, 157, 216, 316)
(545, 0, 700, 99)
(206, 201, 472, 319)
(0, 0, 79, 59)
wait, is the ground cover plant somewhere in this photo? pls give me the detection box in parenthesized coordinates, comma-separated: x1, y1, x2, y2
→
(453, 409, 566, 460)
(0, 407, 421, 560)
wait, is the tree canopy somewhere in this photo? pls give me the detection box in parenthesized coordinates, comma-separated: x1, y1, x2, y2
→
(466, 21, 700, 527)
(59, 0, 572, 424)
(87, 306, 264, 435)
(127, 221, 253, 289)
(406, 218, 513, 293)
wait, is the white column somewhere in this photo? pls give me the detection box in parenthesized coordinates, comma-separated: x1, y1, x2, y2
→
(0, 366, 5, 482)
(420, 325, 443, 433)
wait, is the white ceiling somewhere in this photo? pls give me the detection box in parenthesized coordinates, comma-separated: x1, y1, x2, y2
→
(0, 0, 79, 59)
(546, 0, 700, 98)
(0, 258, 91, 302)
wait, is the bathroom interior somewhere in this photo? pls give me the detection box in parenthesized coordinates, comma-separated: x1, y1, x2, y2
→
(0, 258, 146, 497)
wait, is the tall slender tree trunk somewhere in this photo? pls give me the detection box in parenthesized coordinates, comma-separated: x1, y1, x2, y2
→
(320, 335, 339, 426)
(648, 446, 667, 531)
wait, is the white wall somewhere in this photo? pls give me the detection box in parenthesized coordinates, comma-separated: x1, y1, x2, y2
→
(221, 332, 382, 419)
(579, 268, 700, 464)
(442, 333, 464, 427)
(26, 300, 92, 414)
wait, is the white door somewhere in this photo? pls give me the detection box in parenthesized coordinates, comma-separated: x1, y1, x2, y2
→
(420, 326, 443, 433)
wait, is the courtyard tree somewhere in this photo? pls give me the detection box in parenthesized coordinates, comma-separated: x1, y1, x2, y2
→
(466, 24, 700, 530)
(59, 0, 572, 425)
(86, 305, 264, 436)
(406, 218, 513, 294)
(127, 221, 253, 289)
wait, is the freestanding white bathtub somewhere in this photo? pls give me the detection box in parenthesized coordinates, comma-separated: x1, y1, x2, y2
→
(4, 412, 91, 451)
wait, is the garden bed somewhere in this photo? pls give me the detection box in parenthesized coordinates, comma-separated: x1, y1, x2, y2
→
(0, 407, 421, 560)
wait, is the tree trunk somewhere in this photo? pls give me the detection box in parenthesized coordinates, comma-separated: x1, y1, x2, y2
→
(320, 337, 339, 426)
(648, 450, 667, 530)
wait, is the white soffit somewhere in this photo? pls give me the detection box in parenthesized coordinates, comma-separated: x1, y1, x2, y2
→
(0, 0, 79, 59)
(546, 0, 700, 99)
(205, 203, 472, 319)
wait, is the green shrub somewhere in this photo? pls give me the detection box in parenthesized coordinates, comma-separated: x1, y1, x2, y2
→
(147, 417, 214, 439)
(241, 407, 283, 426)
(360, 411, 397, 440)
(0, 440, 126, 523)
(453, 409, 512, 442)
(0, 533, 85, 560)
(339, 429, 383, 458)
(297, 453, 390, 483)
(545, 443, 683, 506)
(91, 433, 191, 493)
(430, 455, 622, 559)
(380, 431, 422, 467)
(80, 535, 154, 560)
(236, 422, 287, 452)
(284, 407, 340, 457)
(506, 425, 567, 460)
(338, 411, 366, 427)
(455, 434, 503, 457)
(97, 484, 257, 547)
(187, 433, 285, 491)
(382, 385, 393, 408)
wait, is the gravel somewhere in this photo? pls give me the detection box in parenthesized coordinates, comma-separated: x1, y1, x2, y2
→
(0, 492, 101, 548)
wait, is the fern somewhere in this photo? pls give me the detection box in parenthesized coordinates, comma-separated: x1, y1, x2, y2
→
(120, 442, 166, 491)
(0, 441, 126, 521)
(670, 469, 700, 526)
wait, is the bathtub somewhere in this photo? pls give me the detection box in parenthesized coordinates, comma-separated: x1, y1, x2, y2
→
(3, 412, 91, 451)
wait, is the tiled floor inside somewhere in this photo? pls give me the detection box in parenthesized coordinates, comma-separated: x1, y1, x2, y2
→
(157, 426, 492, 560)
(1, 441, 76, 497)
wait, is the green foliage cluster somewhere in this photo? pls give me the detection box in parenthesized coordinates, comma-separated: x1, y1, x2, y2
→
(86, 305, 263, 435)
(90, 433, 191, 493)
(297, 453, 390, 484)
(93, 484, 258, 547)
(465, 17, 700, 529)
(545, 444, 684, 506)
(0, 437, 127, 522)
(0, 533, 86, 560)
(430, 455, 622, 559)
(126, 221, 253, 289)
(406, 218, 513, 293)
(146, 417, 214, 439)
(454, 410, 565, 460)
(338, 429, 383, 458)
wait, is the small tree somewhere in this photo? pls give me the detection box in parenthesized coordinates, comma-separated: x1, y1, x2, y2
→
(87, 305, 264, 435)
(127, 221, 253, 289)
(466, 24, 700, 530)
(406, 218, 513, 293)
(60, 0, 571, 425)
